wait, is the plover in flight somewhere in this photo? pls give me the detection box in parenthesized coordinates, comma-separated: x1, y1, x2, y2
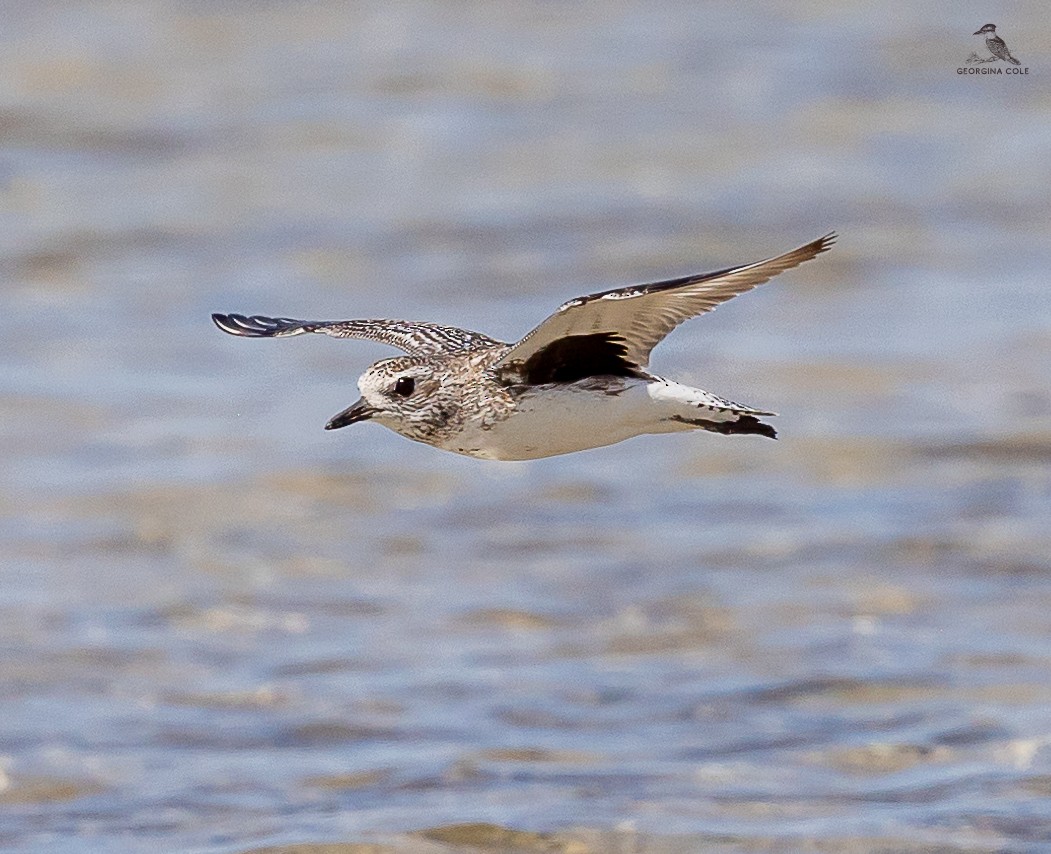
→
(974, 23, 1021, 64)
(214, 233, 835, 460)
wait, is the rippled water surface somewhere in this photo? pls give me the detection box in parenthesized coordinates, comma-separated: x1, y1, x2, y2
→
(3, 2, 1051, 852)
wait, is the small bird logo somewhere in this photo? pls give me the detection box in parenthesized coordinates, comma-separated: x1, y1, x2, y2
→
(971, 23, 1021, 65)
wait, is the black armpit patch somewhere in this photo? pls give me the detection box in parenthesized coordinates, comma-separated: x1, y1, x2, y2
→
(509, 333, 641, 385)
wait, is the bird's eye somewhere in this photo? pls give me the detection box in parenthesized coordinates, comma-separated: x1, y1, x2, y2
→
(393, 376, 415, 397)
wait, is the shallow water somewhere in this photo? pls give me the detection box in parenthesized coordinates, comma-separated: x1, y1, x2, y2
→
(3, 2, 1051, 852)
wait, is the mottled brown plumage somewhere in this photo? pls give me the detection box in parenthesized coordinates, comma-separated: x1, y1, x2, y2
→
(213, 233, 835, 459)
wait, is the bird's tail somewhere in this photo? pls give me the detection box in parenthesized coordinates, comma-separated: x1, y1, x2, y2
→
(649, 381, 778, 439)
(1008, 53, 1021, 65)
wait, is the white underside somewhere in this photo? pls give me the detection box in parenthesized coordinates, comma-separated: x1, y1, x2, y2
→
(438, 377, 770, 460)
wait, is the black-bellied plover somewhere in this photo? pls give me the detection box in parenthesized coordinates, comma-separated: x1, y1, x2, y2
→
(213, 233, 835, 459)
(973, 24, 1021, 64)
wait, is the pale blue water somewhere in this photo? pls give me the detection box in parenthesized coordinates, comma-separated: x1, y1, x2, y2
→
(2, 2, 1051, 852)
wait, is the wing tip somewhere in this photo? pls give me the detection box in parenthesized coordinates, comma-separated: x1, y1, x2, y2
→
(212, 312, 251, 336)
(806, 230, 838, 256)
(211, 313, 298, 337)
(775, 231, 836, 269)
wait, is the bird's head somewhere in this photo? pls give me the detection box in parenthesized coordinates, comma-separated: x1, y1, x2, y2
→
(325, 356, 455, 442)
(974, 23, 997, 35)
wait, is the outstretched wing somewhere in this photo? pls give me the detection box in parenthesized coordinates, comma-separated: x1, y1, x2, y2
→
(494, 233, 835, 384)
(212, 313, 503, 356)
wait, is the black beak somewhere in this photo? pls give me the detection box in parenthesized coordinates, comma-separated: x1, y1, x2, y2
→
(325, 398, 375, 430)
(973, 28, 984, 34)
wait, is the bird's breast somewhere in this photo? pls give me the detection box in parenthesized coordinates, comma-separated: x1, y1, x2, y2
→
(438, 378, 672, 460)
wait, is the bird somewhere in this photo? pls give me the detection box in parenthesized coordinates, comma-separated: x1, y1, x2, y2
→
(213, 233, 836, 460)
(974, 24, 1021, 64)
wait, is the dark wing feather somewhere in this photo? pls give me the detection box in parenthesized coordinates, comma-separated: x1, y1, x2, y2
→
(515, 332, 642, 384)
(212, 313, 502, 355)
(495, 233, 835, 382)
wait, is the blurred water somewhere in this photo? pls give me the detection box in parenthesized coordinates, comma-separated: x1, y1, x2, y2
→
(3, 2, 1051, 852)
